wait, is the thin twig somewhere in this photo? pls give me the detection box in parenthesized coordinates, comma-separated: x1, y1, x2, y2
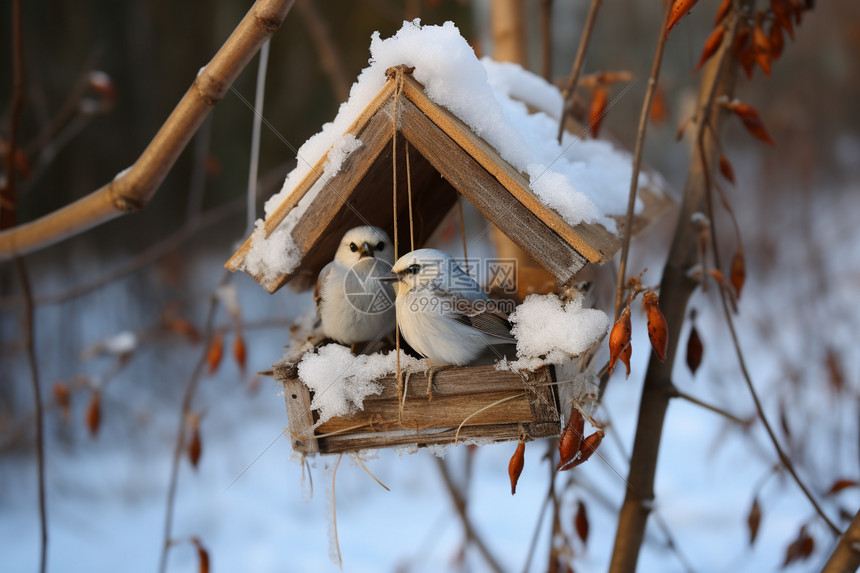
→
(158, 271, 231, 573)
(540, 0, 553, 81)
(0, 0, 295, 260)
(556, 0, 603, 143)
(331, 454, 343, 569)
(613, 0, 673, 321)
(434, 457, 506, 573)
(669, 386, 749, 427)
(17, 257, 47, 573)
(718, 288, 840, 535)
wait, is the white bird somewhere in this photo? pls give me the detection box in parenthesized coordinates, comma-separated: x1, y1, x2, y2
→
(315, 226, 396, 349)
(382, 248, 515, 366)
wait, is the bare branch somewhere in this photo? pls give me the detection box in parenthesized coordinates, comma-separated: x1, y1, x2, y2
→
(0, 0, 296, 260)
(821, 508, 860, 573)
(669, 386, 750, 427)
(556, 0, 603, 143)
(613, 0, 673, 321)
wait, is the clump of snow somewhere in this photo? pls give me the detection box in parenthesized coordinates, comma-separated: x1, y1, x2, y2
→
(298, 344, 426, 424)
(245, 20, 650, 281)
(500, 293, 609, 372)
(241, 134, 363, 287)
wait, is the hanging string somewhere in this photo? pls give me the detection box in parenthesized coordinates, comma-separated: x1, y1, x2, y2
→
(391, 70, 404, 416)
(457, 194, 469, 276)
(405, 141, 415, 252)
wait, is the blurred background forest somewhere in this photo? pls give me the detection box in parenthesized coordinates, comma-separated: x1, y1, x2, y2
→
(1, 0, 859, 571)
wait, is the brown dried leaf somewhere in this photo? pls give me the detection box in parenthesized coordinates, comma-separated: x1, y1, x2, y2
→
(643, 293, 668, 362)
(165, 317, 201, 343)
(715, 0, 732, 25)
(719, 154, 736, 184)
(575, 500, 590, 543)
(608, 308, 632, 375)
(620, 343, 632, 379)
(825, 347, 845, 393)
(782, 525, 814, 567)
(558, 409, 585, 471)
(747, 497, 762, 545)
(686, 326, 703, 375)
(588, 86, 609, 138)
(771, 0, 796, 39)
(730, 247, 746, 298)
(233, 335, 247, 372)
(770, 20, 785, 60)
(667, 0, 700, 34)
(727, 101, 777, 146)
(53, 381, 71, 421)
(191, 537, 210, 573)
(509, 439, 525, 495)
(754, 12, 772, 76)
(650, 85, 668, 125)
(694, 25, 726, 72)
(575, 430, 604, 466)
(188, 415, 202, 469)
(825, 479, 859, 496)
(86, 390, 101, 438)
(206, 332, 224, 375)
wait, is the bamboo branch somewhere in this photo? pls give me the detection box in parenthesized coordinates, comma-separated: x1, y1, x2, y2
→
(158, 272, 231, 573)
(821, 508, 860, 573)
(434, 457, 506, 573)
(613, 0, 673, 321)
(608, 11, 744, 572)
(0, 0, 295, 261)
(555, 0, 603, 143)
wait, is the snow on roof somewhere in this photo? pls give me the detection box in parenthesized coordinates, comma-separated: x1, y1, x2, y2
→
(240, 19, 647, 285)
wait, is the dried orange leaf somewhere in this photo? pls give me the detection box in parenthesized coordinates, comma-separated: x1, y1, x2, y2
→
(558, 409, 585, 471)
(667, 0, 700, 34)
(754, 12, 772, 76)
(575, 430, 605, 466)
(650, 85, 668, 125)
(206, 332, 224, 375)
(191, 537, 210, 573)
(730, 247, 746, 298)
(694, 25, 726, 71)
(719, 154, 736, 184)
(188, 416, 202, 469)
(620, 343, 632, 379)
(686, 326, 703, 375)
(233, 335, 247, 371)
(608, 308, 632, 375)
(86, 390, 101, 438)
(53, 381, 71, 420)
(825, 479, 859, 496)
(783, 525, 814, 567)
(643, 292, 668, 362)
(166, 317, 200, 343)
(825, 348, 845, 393)
(748, 497, 762, 545)
(575, 500, 590, 543)
(508, 439, 525, 495)
(588, 86, 609, 138)
(727, 101, 777, 146)
(771, 0, 795, 39)
(715, 0, 732, 25)
(770, 21, 785, 60)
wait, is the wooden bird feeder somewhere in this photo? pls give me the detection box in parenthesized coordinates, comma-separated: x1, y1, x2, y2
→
(226, 65, 671, 455)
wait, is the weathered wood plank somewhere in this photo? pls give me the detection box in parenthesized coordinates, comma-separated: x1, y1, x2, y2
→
(282, 377, 319, 454)
(398, 95, 588, 285)
(366, 364, 536, 400)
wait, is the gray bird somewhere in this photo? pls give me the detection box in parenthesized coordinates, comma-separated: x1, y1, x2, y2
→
(315, 226, 396, 349)
(382, 248, 515, 366)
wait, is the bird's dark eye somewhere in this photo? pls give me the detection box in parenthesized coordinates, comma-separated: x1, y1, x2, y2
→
(376, 242, 385, 251)
(407, 264, 421, 275)
(349, 242, 358, 252)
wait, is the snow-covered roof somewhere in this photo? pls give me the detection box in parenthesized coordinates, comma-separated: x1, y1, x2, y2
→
(226, 20, 669, 293)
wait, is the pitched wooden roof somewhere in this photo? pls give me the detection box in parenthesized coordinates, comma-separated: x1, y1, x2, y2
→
(226, 66, 668, 293)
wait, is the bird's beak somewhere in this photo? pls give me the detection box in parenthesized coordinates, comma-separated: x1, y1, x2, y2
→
(358, 242, 374, 258)
(377, 272, 399, 283)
